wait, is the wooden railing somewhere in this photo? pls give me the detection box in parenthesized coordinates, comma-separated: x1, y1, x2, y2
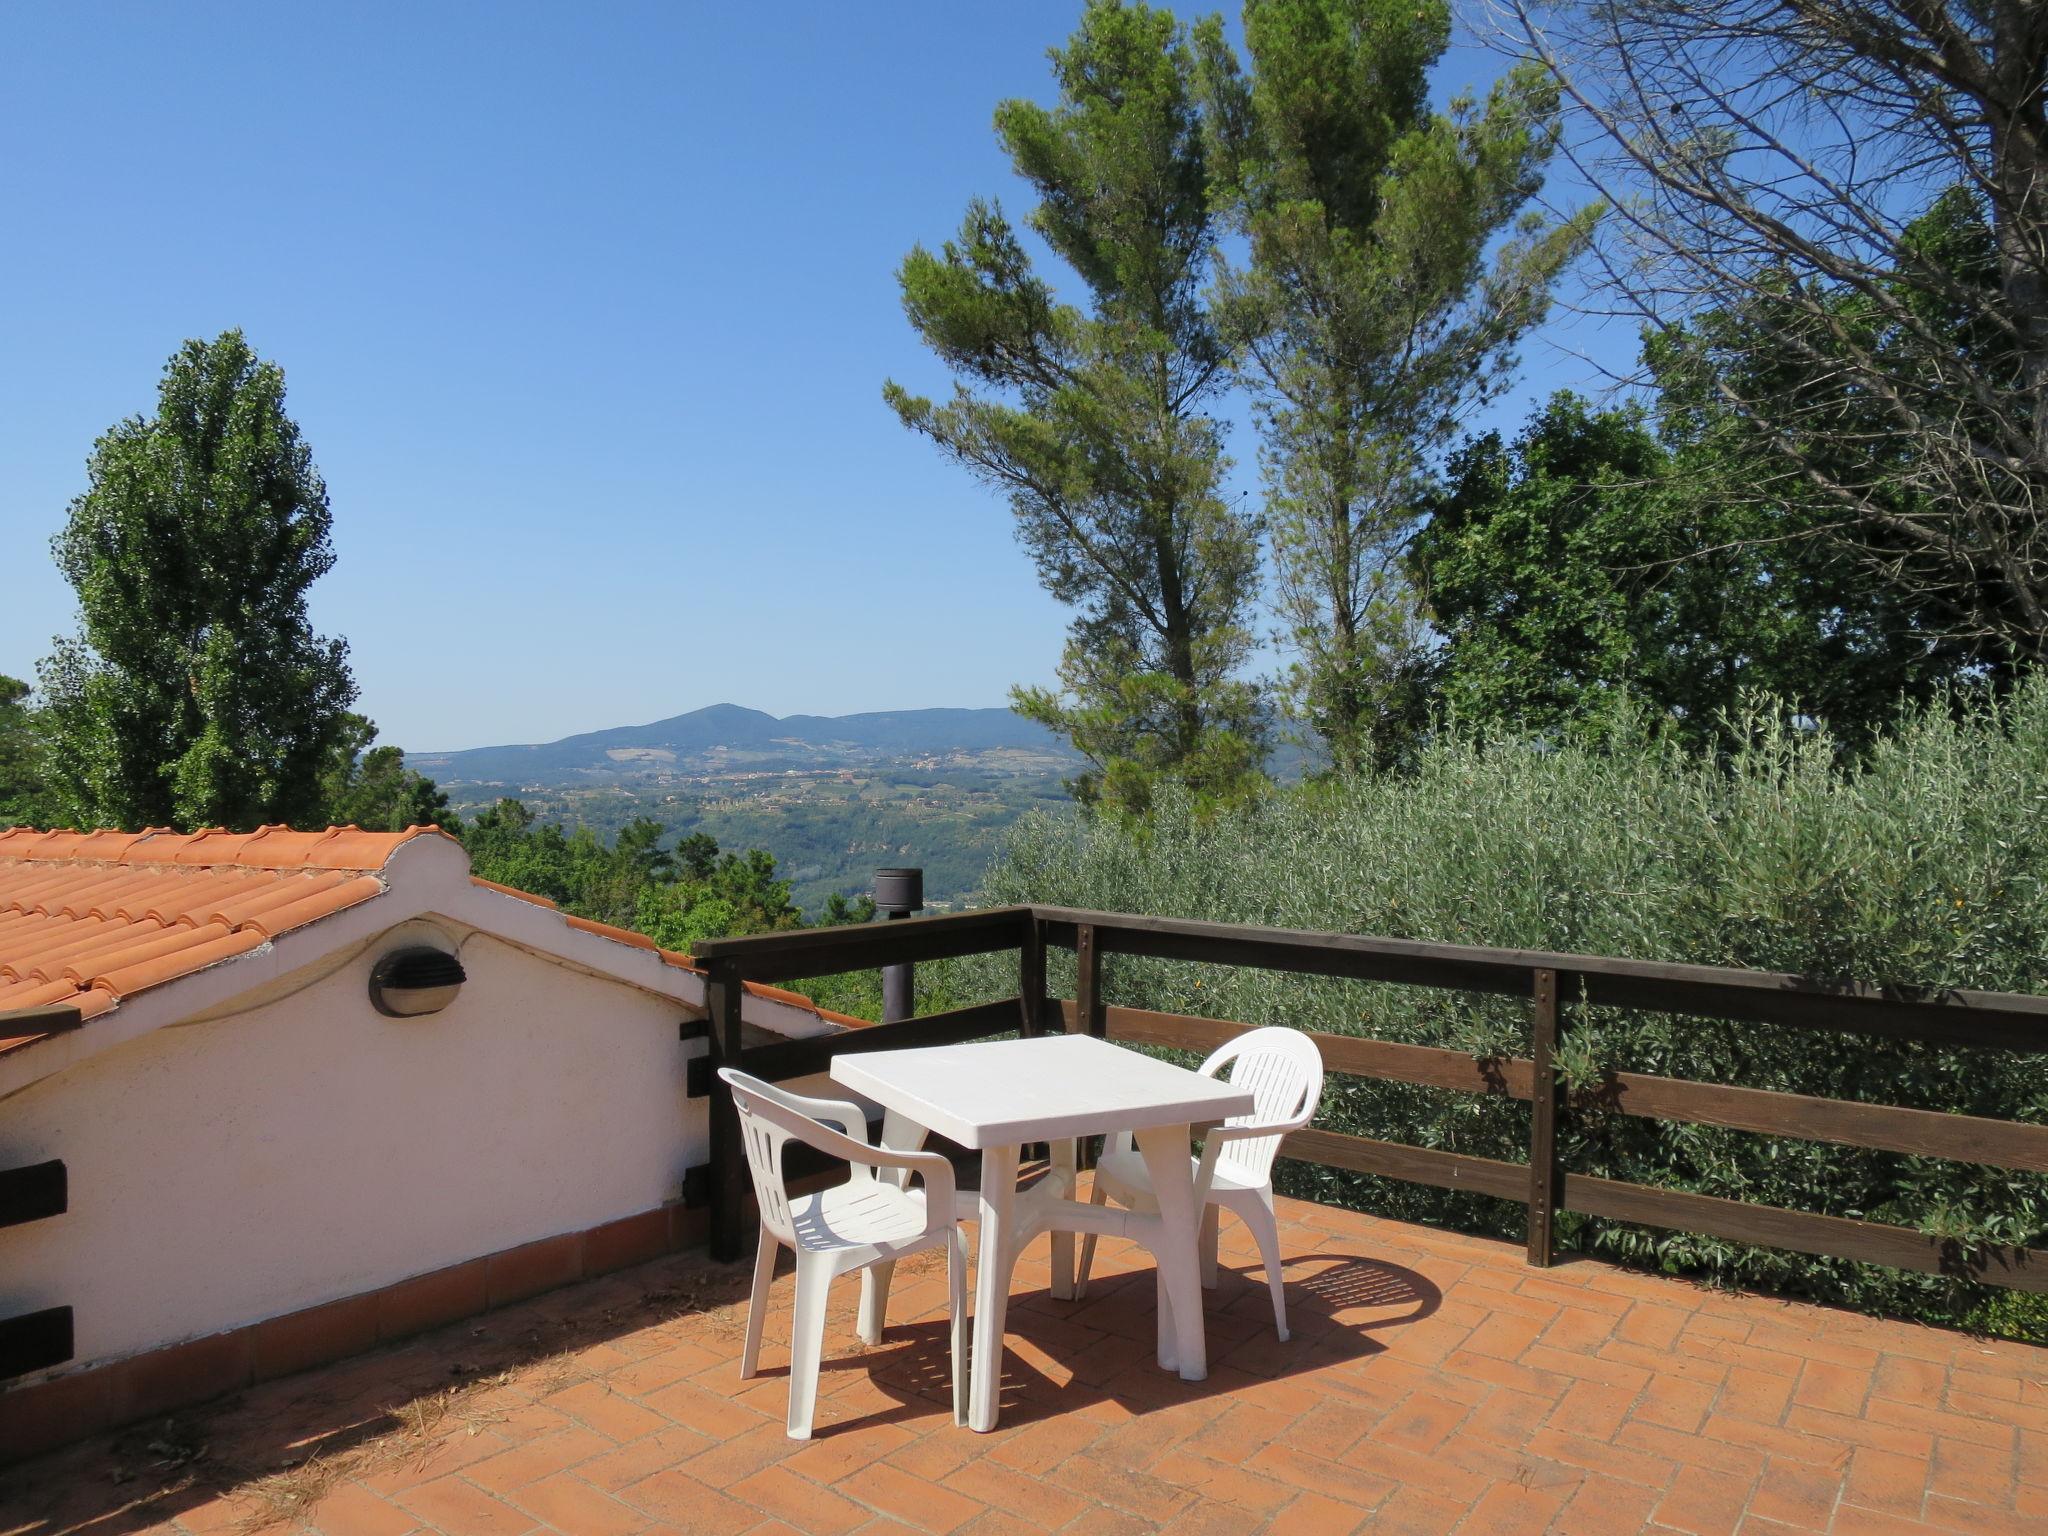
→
(688, 907, 2048, 1287)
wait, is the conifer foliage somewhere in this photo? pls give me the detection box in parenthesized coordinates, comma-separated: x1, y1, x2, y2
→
(887, 1, 1264, 814)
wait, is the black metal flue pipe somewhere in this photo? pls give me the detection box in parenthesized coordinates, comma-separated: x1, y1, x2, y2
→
(873, 867, 924, 1023)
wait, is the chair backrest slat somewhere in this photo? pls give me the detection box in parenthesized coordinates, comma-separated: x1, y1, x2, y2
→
(718, 1067, 877, 1247)
(1198, 1027, 1324, 1184)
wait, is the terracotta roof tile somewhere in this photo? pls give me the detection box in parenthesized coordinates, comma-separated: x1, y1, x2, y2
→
(90, 828, 186, 864)
(94, 926, 267, 998)
(744, 981, 820, 1010)
(0, 825, 453, 1058)
(0, 975, 92, 1011)
(0, 823, 853, 1058)
(57, 921, 237, 986)
(84, 872, 178, 919)
(39, 871, 141, 919)
(234, 875, 384, 938)
(4, 868, 98, 909)
(203, 870, 356, 929)
(564, 914, 656, 950)
(163, 828, 266, 864)
(65, 830, 155, 861)
(816, 1007, 878, 1029)
(10, 831, 93, 859)
(470, 876, 557, 909)
(7, 918, 127, 979)
(139, 870, 282, 926)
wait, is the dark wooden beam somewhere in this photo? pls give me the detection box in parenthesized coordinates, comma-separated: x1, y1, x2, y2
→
(1019, 917, 1047, 1039)
(0, 1306, 73, 1380)
(735, 1000, 1024, 1083)
(1075, 925, 1103, 1039)
(1087, 1002, 1535, 1097)
(1084, 997, 2048, 1173)
(704, 959, 749, 1264)
(0, 1003, 84, 1042)
(1527, 969, 1562, 1267)
(1032, 907, 2048, 1051)
(0, 1161, 66, 1229)
(1564, 1174, 2048, 1292)
(1281, 1127, 1528, 1203)
(686, 907, 1031, 984)
(1581, 1071, 2048, 1173)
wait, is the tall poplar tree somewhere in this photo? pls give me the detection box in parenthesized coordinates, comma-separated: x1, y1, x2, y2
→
(886, 0, 1263, 814)
(1204, 0, 1594, 770)
(39, 330, 359, 831)
(0, 676, 56, 828)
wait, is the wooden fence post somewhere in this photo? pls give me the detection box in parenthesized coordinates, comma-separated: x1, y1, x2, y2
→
(705, 957, 750, 1263)
(1020, 912, 1047, 1037)
(1527, 967, 1563, 1267)
(1075, 923, 1104, 1038)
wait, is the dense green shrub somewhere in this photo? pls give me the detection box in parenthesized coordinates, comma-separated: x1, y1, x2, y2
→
(978, 684, 2048, 1337)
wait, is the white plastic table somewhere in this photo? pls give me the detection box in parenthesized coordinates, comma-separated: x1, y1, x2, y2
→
(832, 1033, 1255, 1431)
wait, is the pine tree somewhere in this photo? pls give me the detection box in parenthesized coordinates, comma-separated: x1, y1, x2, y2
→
(886, 0, 1264, 813)
(1206, 0, 1593, 770)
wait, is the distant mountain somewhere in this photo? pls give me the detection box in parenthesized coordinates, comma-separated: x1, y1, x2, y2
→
(414, 704, 1079, 788)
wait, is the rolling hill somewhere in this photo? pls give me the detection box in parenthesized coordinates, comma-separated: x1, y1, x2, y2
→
(414, 703, 1078, 784)
(414, 705, 1081, 911)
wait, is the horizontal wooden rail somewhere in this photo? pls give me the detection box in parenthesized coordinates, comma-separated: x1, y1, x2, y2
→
(690, 907, 1031, 984)
(1035, 907, 2048, 1051)
(1283, 1127, 1529, 1202)
(1085, 999, 2048, 1175)
(1564, 1175, 2048, 1292)
(1585, 1072, 2048, 1173)
(1079, 1001, 1535, 1098)
(735, 999, 1023, 1083)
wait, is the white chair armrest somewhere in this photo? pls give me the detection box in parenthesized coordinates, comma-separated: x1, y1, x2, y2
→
(878, 1147, 957, 1218)
(1209, 1114, 1311, 1146)
(1192, 1114, 1310, 1203)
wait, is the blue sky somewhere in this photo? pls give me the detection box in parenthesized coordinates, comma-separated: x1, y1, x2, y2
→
(0, 2, 1622, 752)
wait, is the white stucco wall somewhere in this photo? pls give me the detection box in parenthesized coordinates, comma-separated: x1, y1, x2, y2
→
(0, 919, 706, 1369)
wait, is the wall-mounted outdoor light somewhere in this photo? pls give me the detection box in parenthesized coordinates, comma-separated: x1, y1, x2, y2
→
(368, 946, 466, 1017)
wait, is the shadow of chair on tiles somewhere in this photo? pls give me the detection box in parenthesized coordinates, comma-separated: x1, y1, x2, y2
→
(829, 1249, 1440, 1438)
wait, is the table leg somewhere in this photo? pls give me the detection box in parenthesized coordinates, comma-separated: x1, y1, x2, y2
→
(1134, 1122, 1207, 1382)
(1048, 1136, 1078, 1301)
(859, 1108, 929, 1347)
(970, 1142, 1021, 1431)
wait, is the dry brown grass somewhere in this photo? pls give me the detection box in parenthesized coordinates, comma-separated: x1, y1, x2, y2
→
(228, 1377, 521, 1533)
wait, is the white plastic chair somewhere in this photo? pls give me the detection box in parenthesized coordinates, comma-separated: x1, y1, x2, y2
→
(719, 1067, 969, 1438)
(1074, 1027, 1323, 1340)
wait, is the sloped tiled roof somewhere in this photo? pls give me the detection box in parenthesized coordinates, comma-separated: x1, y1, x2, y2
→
(0, 825, 458, 1054)
(0, 824, 869, 1060)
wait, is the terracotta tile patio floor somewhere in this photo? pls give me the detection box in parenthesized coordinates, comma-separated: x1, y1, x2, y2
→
(6, 1190, 2048, 1536)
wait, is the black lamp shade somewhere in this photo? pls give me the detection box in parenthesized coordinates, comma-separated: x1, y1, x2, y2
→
(873, 867, 923, 914)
